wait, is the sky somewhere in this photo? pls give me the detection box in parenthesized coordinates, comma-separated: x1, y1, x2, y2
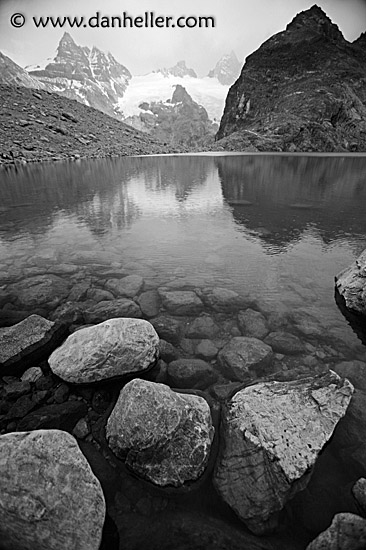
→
(0, 0, 365, 76)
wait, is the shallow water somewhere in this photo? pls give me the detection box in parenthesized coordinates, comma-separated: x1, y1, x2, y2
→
(1, 153, 366, 548)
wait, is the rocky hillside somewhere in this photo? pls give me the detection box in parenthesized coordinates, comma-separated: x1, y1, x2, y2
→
(0, 84, 181, 166)
(216, 5, 366, 152)
(124, 84, 218, 148)
(27, 32, 131, 121)
(0, 52, 50, 91)
(208, 51, 242, 85)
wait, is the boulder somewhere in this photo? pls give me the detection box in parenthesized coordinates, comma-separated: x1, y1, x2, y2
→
(200, 287, 249, 312)
(217, 337, 273, 381)
(105, 275, 144, 298)
(264, 331, 305, 355)
(7, 274, 70, 309)
(158, 289, 203, 316)
(150, 315, 183, 345)
(237, 309, 269, 339)
(106, 379, 214, 487)
(0, 429, 105, 550)
(306, 513, 366, 550)
(335, 250, 366, 316)
(213, 371, 353, 534)
(49, 318, 159, 384)
(84, 299, 142, 324)
(137, 290, 161, 318)
(0, 314, 66, 376)
(185, 315, 220, 339)
(167, 359, 218, 389)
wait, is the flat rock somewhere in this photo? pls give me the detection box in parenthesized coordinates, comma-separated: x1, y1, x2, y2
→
(84, 299, 142, 324)
(0, 314, 64, 375)
(7, 274, 70, 309)
(335, 250, 366, 316)
(158, 289, 204, 316)
(264, 331, 305, 355)
(105, 275, 144, 298)
(167, 358, 218, 389)
(217, 337, 273, 381)
(238, 309, 269, 339)
(214, 371, 353, 534)
(106, 379, 214, 487)
(306, 513, 366, 550)
(0, 429, 105, 550)
(49, 318, 159, 383)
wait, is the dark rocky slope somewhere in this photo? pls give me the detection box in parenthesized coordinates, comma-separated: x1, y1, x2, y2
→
(216, 5, 366, 152)
(0, 84, 180, 166)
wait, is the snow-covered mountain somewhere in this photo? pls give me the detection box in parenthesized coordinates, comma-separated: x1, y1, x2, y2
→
(27, 32, 131, 121)
(119, 72, 229, 122)
(207, 51, 242, 85)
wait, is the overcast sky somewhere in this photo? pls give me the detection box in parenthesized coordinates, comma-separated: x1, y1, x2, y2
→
(0, 0, 365, 76)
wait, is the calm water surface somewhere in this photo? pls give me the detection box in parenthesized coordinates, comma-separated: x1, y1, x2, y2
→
(1, 154, 366, 548)
(1, 154, 366, 350)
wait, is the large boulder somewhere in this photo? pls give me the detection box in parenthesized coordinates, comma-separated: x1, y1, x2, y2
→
(0, 429, 105, 550)
(335, 250, 366, 316)
(49, 318, 159, 383)
(213, 371, 353, 534)
(217, 337, 273, 381)
(0, 314, 65, 375)
(306, 513, 366, 550)
(106, 379, 214, 487)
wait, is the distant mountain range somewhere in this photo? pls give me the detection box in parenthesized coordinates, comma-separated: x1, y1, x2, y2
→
(1, 5, 365, 153)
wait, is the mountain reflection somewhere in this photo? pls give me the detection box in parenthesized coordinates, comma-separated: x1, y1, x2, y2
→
(216, 155, 366, 252)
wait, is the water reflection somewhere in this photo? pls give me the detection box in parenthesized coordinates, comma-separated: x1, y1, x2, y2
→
(216, 155, 366, 253)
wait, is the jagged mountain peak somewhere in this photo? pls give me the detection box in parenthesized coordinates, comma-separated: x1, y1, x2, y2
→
(155, 60, 197, 79)
(171, 84, 193, 104)
(285, 4, 344, 41)
(208, 51, 241, 85)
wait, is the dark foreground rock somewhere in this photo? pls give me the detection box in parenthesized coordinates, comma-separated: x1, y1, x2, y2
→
(335, 249, 366, 316)
(106, 379, 214, 487)
(0, 429, 105, 550)
(214, 371, 354, 534)
(0, 314, 65, 375)
(49, 318, 159, 383)
(306, 513, 366, 550)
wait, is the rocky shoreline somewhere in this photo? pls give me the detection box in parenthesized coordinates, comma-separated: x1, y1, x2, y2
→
(1, 258, 366, 548)
(0, 84, 184, 167)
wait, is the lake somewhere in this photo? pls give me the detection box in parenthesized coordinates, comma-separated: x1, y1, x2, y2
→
(1, 153, 366, 548)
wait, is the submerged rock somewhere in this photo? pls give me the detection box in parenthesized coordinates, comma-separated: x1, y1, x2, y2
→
(217, 336, 273, 381)
(201, 287, 249, 312)
(213, 371, 353, 534)
(185, 315, 220, 339)
(306, 513, 366, 550)
(106, 379, 214, 487)
(7, 274, 70, 309)
(264, 331, 305, 355)
(49, 318, 159, 383)
(335, 250, 366, 316)
(84, 299, 142, 324)
(158, 289, 204, 316)
(167, 358, 218, 389)
(237, 308, 269, 340)
(0, 314, 64, 375)
(0, 429, 105, 550)
(353, 478, 366, 516)
(105, 275, 144, 298)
